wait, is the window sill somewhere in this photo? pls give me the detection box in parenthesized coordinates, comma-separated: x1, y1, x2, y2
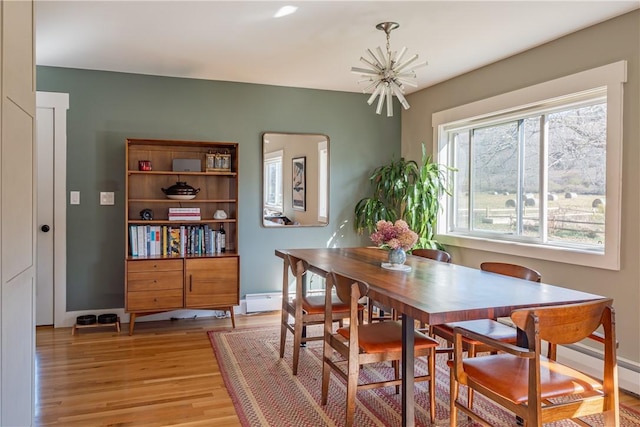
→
(438, 233, 619, 271)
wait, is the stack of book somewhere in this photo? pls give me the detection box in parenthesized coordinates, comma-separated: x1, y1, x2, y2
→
(168, 207, 201, 221)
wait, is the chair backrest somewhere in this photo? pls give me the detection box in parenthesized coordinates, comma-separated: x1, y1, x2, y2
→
(480, 262, 541, 282)
(511, 299, 615, 347)
(284, 253, 310, 298)
(326, 271, 368, 323)
(412, 248, 452, 263)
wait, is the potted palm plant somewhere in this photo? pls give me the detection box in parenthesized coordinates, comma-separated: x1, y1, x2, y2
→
(354, 144, 453, 249)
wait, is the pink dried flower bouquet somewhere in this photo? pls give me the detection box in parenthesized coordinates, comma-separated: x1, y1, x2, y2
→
(370, 220, 418, 251)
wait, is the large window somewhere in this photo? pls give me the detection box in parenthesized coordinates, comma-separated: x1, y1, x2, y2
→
(433, 61, 626, 270)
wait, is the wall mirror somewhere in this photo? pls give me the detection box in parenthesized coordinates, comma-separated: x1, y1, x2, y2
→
(262, 132, 329, 227)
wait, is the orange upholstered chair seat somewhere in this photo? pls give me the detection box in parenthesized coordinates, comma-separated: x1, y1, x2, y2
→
(337, 321, 438, 353)
(462, 353, 603, 404)
(301, 294, 357, 315)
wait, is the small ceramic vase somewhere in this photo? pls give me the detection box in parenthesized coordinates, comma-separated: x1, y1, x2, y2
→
(388, 248, 407, 265)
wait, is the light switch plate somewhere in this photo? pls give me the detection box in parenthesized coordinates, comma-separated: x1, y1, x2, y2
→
(100, 192, 115, 205)
(70, 191, 80, 205)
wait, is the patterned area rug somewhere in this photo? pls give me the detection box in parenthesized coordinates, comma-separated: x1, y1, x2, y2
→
(208, 325, 640, 426)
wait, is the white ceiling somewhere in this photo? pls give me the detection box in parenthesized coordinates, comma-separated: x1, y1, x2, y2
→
(35, 1, 639, 94)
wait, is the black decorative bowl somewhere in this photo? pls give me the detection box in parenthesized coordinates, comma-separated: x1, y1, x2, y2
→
(76, 314, 97, 325)
(98, 313, 118, 324)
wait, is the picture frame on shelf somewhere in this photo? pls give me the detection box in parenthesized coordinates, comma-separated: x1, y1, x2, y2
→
(292, 156, 306, 211)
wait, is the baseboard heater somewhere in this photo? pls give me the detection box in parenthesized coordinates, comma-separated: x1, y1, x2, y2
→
(245, 292, 282, 313)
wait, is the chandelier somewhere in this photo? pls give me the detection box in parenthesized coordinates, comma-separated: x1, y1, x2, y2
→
(351, 22, 427, 117)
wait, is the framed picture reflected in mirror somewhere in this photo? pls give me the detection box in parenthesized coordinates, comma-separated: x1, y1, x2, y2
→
(292, 156, 306, 211)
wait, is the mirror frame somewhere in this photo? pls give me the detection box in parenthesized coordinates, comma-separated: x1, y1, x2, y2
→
(262, 132, 329, 228)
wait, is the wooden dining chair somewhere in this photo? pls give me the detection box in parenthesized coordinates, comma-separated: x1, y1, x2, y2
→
(411, 248, 452, 263)
(367, 248, 452, 324)
(321, 270, 438, 427)
(279, 253, 363, 375)
(430, 261, 542, 408)
(449, 299, 619, 427)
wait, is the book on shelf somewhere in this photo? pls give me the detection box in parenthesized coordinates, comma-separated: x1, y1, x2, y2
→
(169, 227, 181, 256)
(154, 226, 161, 256)
(168, 215, 202, 221)
(148, 226, 155, 256)
(129, 225, 138, 256)
(162, 226, 168, 256)
(137, 225, 146, 257)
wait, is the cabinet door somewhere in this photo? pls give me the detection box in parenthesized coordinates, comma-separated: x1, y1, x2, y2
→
(185, 257, 239, 308)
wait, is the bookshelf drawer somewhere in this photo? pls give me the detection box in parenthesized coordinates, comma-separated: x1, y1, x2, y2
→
(127, 289, 183, 311)
(127, 259, 183, 273)
(127, 270, 183, 291)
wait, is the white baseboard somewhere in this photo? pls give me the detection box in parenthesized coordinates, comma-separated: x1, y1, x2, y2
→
(557, 343, 640, 396)
(58, 304, 245, 329)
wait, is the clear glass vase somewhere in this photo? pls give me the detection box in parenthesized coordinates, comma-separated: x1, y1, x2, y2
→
(388, 248, 407, 265)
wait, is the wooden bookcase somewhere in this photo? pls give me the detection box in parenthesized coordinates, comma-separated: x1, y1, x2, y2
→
(125, 138, 239, 335)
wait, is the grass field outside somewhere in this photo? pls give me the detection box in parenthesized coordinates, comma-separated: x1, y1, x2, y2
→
(456, 192, 605, 247)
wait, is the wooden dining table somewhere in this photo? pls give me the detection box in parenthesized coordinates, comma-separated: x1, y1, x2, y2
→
(275, 247, 609, 427)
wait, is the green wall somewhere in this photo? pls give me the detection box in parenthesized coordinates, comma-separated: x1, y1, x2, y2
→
(36, 68, 401, 311)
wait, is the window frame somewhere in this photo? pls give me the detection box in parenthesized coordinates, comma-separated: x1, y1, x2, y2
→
(432, 61, 626, 270)
(263, 149, 284, 212)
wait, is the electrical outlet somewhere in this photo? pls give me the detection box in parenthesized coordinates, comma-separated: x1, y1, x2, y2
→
(100, 192, 115, 205)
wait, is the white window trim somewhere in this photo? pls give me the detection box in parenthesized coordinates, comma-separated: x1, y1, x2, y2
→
(263, 149, 284, 212)
(432, 61, 626, 270)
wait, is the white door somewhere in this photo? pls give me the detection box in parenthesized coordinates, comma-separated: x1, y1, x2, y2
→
(35, 91, 68, 328)
(1, 0, 36, 424)
(36, 107, 55, 325)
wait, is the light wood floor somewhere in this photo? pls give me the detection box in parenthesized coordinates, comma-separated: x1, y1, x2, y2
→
(35, 312, 639, 426)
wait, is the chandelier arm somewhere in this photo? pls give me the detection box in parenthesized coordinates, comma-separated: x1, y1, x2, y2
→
(367, 84, 384, 106)
(375, 86, 386, 115)
(366, 49, 385, 69)
(394, 46, 408, 66)
(390, 84, 410, 110)
(396, 79, 418, 88)
(386, 85, 393, 117)
(406, 61, 428, 72)
(351, 67, 380, 76)
(362, 80, 380, 92)
(359, 57, 384, 73)
(394, 54, 421, 73)
(375, 47, 387, 68)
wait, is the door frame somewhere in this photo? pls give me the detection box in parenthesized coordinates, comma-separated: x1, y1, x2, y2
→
(36, 91, 68, 327)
